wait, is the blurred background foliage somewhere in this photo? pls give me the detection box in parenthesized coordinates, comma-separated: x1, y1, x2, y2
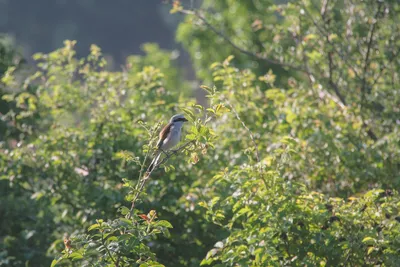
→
(1, 0, 400, 266)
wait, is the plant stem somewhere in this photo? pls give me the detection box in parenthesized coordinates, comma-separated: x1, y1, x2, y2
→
(101, 230, 116, 265)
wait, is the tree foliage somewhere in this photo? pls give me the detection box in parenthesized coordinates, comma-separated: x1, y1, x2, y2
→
(1, 0, 400, 266)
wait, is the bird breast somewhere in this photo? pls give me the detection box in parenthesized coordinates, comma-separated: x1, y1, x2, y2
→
(162, 125, 181, 150)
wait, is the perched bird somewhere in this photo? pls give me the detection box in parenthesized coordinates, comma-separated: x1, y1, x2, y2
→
(147, 114, 188, 173)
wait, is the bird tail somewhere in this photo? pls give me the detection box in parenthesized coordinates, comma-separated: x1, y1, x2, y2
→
(147, 150, 161, 174)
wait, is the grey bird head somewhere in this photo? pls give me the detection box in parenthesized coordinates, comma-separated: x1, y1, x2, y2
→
(169, 114, 188, 123)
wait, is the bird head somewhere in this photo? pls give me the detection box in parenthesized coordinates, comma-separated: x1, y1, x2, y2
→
(169, 114, 188, 124)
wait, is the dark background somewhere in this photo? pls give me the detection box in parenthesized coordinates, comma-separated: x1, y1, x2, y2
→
(0, 0, 185, 69)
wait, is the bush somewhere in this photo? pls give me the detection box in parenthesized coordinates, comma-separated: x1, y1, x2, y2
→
(1, 0, 400, 266)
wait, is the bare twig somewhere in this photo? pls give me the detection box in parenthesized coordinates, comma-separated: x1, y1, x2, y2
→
(125, 122, 160, 220)
(137, 122, 161, 184)
(222, 97, 260, 164)
(128, 140, 195, 217)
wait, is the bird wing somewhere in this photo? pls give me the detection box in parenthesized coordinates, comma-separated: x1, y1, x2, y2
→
(157, 122, 172, 149)
(147, 122, 173, 174)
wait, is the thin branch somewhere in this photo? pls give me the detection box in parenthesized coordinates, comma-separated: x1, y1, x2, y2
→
(302, 2, 362, 82)
(317, 89, 346, 110)
(180, 3, 352, 115)
(180, 4, 379, 143)
(361, 2, 382, 101)
(328, 79, 346, 105)
(222, 98, 260, 164)
(320, 0, 329, 17)
(325, 54, 377, 140)
(358, 3, 383, 141)
(179, 9, 307, 73)
(371, 46, 400, 88)
(324, 12, 347, 105)
(300, 37, 375, 141)
(128, 140, 195, 218)
(125, 123, 160, 220)
(219, 93, 270, 189)
(89, 122, 104, 181)
(137, 122, 161, 186)
(298, 9, 345, 109)
(302, 1, 378, 141)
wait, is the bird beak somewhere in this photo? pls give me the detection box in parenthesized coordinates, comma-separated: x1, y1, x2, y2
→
(183, 117, 188, 122)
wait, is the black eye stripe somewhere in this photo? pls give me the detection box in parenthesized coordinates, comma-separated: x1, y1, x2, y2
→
(173, 118, 187, 122)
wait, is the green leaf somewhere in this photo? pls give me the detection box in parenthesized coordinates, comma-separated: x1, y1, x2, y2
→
(69, 252, 83, 260)
(206, 108, 215, 114)
(286, 110, 296, 124)
(119, 218, 133, 227)
(281, 136, 297, 146)
(119, 206, 130, 215)
(50, 258, 61, 267)
(181, 108, 195, 121)
(200, 257, 214, 266)
(198, 201, 208, 208)
(236, 207, 251, 217)
(140, 262, 165, 267)
(186, 134, 196, 140)
(155, 220, 173, 228)
(209, 63, 220, 70)
(149, 262, 165, 267)
(214, 211, 225, 221)
(210, 197, 220, 207)
(161, 228, 171, 238)
(362, 237, 376, 244)
(303, 33, 318, 41)
(367, 246, 375, 255)
(108, 236, 118, 242)
(223, 55, 235, 65)
(88, 223, 100, 231)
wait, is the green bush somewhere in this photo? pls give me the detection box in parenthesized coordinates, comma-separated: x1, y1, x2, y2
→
(1, 0, 400, 266)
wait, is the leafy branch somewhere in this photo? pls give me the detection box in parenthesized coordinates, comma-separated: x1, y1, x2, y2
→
(101, 225, 116, 265)
(177, 8, 307, 73)
(300, 1, 379, 141)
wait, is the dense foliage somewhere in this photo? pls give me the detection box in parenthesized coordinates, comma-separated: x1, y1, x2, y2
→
(1, 0, 400, 266)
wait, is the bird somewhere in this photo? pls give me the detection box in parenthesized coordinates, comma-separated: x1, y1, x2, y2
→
(147, 114, 188, 173)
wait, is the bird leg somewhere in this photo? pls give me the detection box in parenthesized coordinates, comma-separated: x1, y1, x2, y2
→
(170, 149, 179, 154)
(160, 149, 169, 157)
